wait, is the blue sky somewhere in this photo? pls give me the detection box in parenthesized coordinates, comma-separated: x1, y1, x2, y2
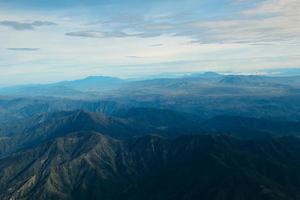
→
(0, 0, 299, 85)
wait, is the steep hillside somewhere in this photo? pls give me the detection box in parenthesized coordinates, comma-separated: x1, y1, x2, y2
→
(1, 133, 300, 200)
(0, 109, 204, 157)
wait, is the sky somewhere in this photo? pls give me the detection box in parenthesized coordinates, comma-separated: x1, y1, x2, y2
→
(0, 0, 300, 86)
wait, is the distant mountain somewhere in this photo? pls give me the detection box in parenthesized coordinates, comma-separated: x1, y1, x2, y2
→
(54, 76, 124, 91)
(184, 71, 223, 78)
(1, 73, 300, 125)
(219, 75, 300, 88)
(263, 68, 300, 77)
(219, 75, 264, 85)
(0, 85, 87, 98)
(1, 73, 300, 99)
(1, 133, 300, 200)
(0, 76, 124, 98)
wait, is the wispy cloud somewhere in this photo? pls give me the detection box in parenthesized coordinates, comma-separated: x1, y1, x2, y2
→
(7, 48, 40, 51)
(150, 43, 163, 47)
(63, 0, 300, 45)
(190, 0, 300, 44)
(0, 0, 300, 85)
(126, 56, 144, 59)
(65, 31, 105, 38)
(0, 20, 57, 30)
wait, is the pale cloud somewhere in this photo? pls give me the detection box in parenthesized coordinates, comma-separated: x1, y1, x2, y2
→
(189, 0, 300, 44)
(62, 0, 300, 45)
(243, 0, 300, 15)
(7, 48, 40, 51)
(0, 0, 300, 85)
(65, 31, 105, 38)
(0, 20, 57, 30)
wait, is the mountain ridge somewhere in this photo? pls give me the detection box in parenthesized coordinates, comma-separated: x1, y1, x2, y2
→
(1, 133, 300, 200)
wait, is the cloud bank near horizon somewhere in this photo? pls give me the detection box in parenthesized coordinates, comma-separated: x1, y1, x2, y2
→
(0, 0, 299, 86)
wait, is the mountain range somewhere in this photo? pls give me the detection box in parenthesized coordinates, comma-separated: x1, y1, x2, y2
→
(1, 72, 300, 200)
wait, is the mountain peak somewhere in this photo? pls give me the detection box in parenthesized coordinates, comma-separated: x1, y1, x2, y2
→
(82, 76, 122, 81)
